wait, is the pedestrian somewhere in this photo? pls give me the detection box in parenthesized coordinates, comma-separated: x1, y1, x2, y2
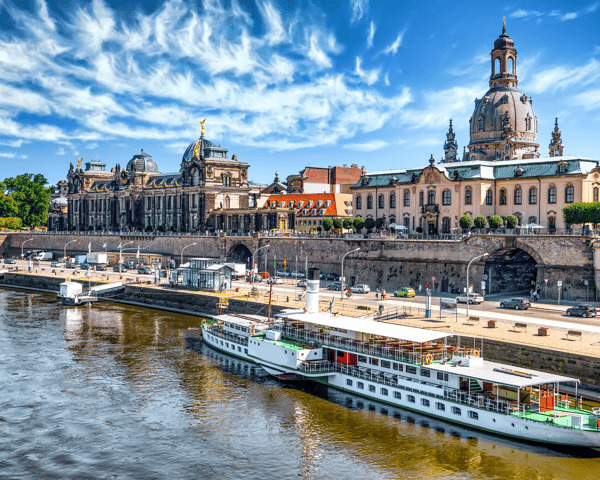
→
(382, 289, 386, 301)
(536, 286, 541, 301)
(376, 288, 380, 300)
(530, 288, 534, 301)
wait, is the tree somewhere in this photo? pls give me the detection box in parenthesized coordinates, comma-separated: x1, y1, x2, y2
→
(375, 217, 385, 230)
(353, 217, 364, 232)
(316, 226, 322, 233)
(322, 218, 333, 231)
(364, 217, 375, 232)
(563, 202, 600, 226)
(459, 215, 473, 229)
(473, 215, 488, 229)
(3, 174, 51, 227)
(332, 218, 343, 230)
(342, 218, 353, 230)
(488, 215, 503, 229)
(505, 215, 519, 228)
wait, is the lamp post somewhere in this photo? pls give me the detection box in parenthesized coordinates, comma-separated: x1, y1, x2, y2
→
(119, 241, 134, 272)
(341, 247, 361, 299)
(180, 242, 197, 267)
(252, 244, 270, 290)
(21, 238, 34, 261)
(466, 252, 489, 318)
(63, 239, 77, 263)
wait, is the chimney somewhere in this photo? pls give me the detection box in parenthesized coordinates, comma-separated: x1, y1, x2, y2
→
(306, 267, 320, 314)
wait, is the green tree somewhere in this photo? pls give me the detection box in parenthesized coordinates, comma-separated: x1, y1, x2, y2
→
(505, 215, 519, 228)
(459, 215, 473, 229)
(353, 217, 364, 232)
(0, 183, 19, 218)
(342, 218, 353, 230)
(364, 217, 375, 232)
(563, 202, 600, 226)
(322, 218, 333, 231)
(488, 215, 503, 229)
(375, 217, 385, 230)
(3, 174, 51, 227)
(473, 215, 488, 229)
(332, 218, 343, 230)
(316, 226, 322, 233)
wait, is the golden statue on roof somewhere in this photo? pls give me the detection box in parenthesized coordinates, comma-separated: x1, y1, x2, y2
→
(76, 157, 83, 169)
(199, 119, 206, 136)
(503, 16, 506, 27)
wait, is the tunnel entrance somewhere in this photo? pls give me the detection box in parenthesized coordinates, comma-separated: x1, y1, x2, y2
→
(228, 244, 252, 267)
(484, 248, 537, 295)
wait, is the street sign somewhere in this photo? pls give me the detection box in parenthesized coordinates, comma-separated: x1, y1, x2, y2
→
(432, 276, 435, 281)
(584, 280, 589, 285)
(558, 281, 563, 287)
(544, 278, 548, 284)
(482, 274, 488, 280)
(481, 281, 486, 289)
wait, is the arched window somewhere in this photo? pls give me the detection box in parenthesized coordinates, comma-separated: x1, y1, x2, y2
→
(442, 189, 451, 205)
(526, 116, 531, 131)
(356, 195, 362, 209)
(594, 187, 599, 202)
(442, 217, 451, 234)
(499, 189, 507, 205)
(494, 58, 500, 75)
(168, 196, 172, 209)
(565, 185, 574, 203)
(465, 189, 472, 205)
(478, 117, 484, 131)
(419, 191, 424, 206)
(192, 169, 199, 186)
(367, 195, 373, 209)
(225, 196, 230, 209)
(378, 194, 385, 209)
(548, 186, 557, 204)
(548, 216, 556, 231)
(403, 190, 410, 207)
(514, 187, 522, 205)
(528, 216, 537, 224)
(428, 190, 435, 205)
(485, 189, 493, 205)
(508, 57, 514, 74)
(389, 192, 396, 208)
(529, 187, 537, 205)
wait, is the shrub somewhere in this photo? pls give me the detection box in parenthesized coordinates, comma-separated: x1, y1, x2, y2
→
(332, 218, 343, 230)
(157, 225, 165, 232)
(353, 217, 364, 232)
(488, 215, 503, 229)
(87, 225, 94, 231)
(459, 215, 473, 229)
(416, 226, 423, 233)
(169, 226, 175, 231)
(505, 215, 519, 228)
(563, 202, 600, 226)
(375, 217, 385, 230)
(322, 218, 333, 231)
(96, 225, 102, 231)
(473, 216, 488, 229)
(364, 217, 375, 232)
(342, 218, 353, 230)
(179, 226, 185, 232)
(316, 226, 322, 232)
(145, 225, 153, 231)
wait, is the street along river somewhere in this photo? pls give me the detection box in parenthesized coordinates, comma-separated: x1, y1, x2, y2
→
(1, 288, 599, 479)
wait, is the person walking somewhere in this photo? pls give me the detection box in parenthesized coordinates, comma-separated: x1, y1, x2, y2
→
(376, 288, 380, 300)
(382, 289, 386, 301)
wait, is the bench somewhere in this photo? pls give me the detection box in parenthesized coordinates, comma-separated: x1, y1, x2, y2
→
(467, 316, 480, 325)
(514, 322, 527, 332)
(566, 330, 582, 341)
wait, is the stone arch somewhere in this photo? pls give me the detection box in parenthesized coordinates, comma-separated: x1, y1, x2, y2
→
(228, 243, 252, 265)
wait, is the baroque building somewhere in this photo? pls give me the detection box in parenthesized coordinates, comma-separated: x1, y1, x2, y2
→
(351, 23, 600, 234)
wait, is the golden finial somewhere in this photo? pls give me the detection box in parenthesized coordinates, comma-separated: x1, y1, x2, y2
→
(502, 16, 506, 27)
(199, 119, 206, 136)
(76, 157, 83, 169)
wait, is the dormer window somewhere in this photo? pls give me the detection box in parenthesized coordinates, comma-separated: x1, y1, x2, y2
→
(289, 201, 295, 208)
(307, 200, 314, 208)
(316, 200, 323, 207)
(297, 200, 304, 208)
(478, 117, 484, 132)
(557, 162, 568, 174)
(361, 176, 370, 185)
(502, 95, 508, 104)
(325, 200, 331, 207)
(302, 209, 308, 215)
(279, 201, 285, 207)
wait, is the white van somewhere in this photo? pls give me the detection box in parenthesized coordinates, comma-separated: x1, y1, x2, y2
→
(34, 252, 53, 261)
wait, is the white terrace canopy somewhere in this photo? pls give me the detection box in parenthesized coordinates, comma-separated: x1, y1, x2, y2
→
(281, 312, 449, 344)
(216, 313, 271, 329)
(426, 359, 578, 389)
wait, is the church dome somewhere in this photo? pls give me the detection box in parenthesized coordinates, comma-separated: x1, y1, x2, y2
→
(51, 195, 68, 206)
(493, 26, 516, 51)
(126, 150, 159, 173)
(182, 135, 229, 163)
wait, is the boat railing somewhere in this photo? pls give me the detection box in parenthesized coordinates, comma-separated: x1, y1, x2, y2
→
(204, 326, 249, 346)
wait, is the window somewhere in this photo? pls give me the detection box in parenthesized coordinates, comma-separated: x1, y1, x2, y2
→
(421, 369, 430, 378)
(358, 356, 367, 363)
(381, 388, 388, 396)
(465, 189, 472, 205)
(357, 382, 364, 389)
(469, 411, 479, 420)
(404, 190, 410, 207)
(392, 363, 403, 371)
(381, 360, 391, 369)
(419, 191, 424, 206)
(594, 188, 599, 203)
(529, 187, 537, 204)
(370, 358, 378, 366)
(514, 187, 522, 205)
(442, 189, 451, 205)
(147, 198, 152, 209)
(499, 189, 507, 205)
(486, 189, 493, 205)
(388, 192, 396, 208)
(407, 395, 416, 403)
(437, 372, 448, 381)
(394, 391, 401, 399)
(404, 217, 410, 229)
(436, 402, 446, 411)
(442, 217, 451, 234)
(223, 176, 231, 187)
(526, 116, 531, 131)
(346, 379, 353, 386)
(548, 186, 557, 204)
(529, 216, 537, 224)
(428, 190, 435, 205)
(452, 407, 461, 415)
(478, 117, 484, 131)
(369, 385, 376, 392)
(367, 195, 373, 209)
(558, 163, 567, 174)
(549, 216, 556, 230)
(378, 194, 385, 209)
(406, 366, 417, 375)
(565, 185, 574, 203)
(421, 399, 430, 407)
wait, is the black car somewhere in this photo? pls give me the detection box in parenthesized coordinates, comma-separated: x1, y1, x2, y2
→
(566, 304, 597, 318)
(95, 264, 106, 271)
(327, 281, 343, 291)
(113, 265, 128, 272)
(138, 266, 153, 275)
(3, 259, 16, 264)
(326, 273, 339, 281)
(65, 262, 77, 269)
(80, 263, 91, 270)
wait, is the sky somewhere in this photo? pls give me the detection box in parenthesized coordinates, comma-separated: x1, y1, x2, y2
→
(0, 0, 599, 188)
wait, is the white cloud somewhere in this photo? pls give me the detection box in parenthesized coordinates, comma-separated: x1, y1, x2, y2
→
(384, 73, 390, 86)
(350, 0, 368, 23)
(56, 147, 65, 155)
(354, 57, 380, 85)
(0, 139, 25, 148)
(0, 152, 16, 158)
(343, 140, 388, 151)
(367, 21, 375, 48)
(510, 9, 543, 19)
(527, 59, 600, 94)
(37, 0, 55, 31)
(260, 1, 287, 45)
(383, 33, 402, 55)
(573, 89, 600, 110)
(307, 32, 332, 69)
(562, 12, 578, 20)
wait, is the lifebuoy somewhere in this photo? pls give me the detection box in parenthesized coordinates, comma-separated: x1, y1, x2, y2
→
(425, 354, 432, 365)
(473, 349, 480, 357)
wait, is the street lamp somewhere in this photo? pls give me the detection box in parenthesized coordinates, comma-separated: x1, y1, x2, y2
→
(119, 241, 134, 272)
(63, 239, 77, 263)
(466, 252, 489, 318)
(180, 242, 197, 267)
(21, 238, 34, 261)
(252, 244, 270, 290)
(341, 248, 361, 299)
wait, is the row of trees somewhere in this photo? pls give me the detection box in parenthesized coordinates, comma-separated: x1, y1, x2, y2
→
(459, 214, 519, 230)
(0, 174, 50, 228)
(562, 202, 600, 226)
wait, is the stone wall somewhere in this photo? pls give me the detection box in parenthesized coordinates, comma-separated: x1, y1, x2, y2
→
(122, 285, 222, 315)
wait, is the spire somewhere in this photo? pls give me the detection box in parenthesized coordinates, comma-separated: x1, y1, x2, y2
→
(502, 15, 506, 34)
(549, 117, 564, 157)
(443, 119, 458, 163)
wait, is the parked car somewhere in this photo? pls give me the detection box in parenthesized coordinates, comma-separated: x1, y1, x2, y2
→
(566, 304, 597, 318)
(113, 264, 128, 272)
(351, 284, 371, 293)
(276, 269, 288, 277)
(266, 277, 283, 284)
(80, 263, 91, 270)
(258, 271, 270, 279)
(50, 261, 62, 268)
(499, 297, 531, 310)
(296, 280, 307, 288)
(327, 281, 343, 291)
(138, 266, 153, 275)
(325, 273, 339, 281)
(394, 287, 416, 297)
(65, 262, 77, 269)
(455, 293, 484, 304)
(95, 264, 106, 271)
(4, 259, 16, 264)
(290, 271, 305, 278)
(246, 275, 262, 282)
(319, 273, 327, 279)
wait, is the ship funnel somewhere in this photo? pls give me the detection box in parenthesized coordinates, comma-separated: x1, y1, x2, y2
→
(306, 268, 320, 314)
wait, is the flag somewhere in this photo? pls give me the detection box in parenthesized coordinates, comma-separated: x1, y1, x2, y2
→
(88, 242, 91, 253)
(136, 244, 140, 259)
(102, 243, 107, 248)
(117, 243, 121, 249)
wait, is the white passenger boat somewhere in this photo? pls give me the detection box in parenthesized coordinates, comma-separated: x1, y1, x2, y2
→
(201, 269, 600, 447)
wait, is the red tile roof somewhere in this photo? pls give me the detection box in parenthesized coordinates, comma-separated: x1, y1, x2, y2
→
(265, 193, 352, 217)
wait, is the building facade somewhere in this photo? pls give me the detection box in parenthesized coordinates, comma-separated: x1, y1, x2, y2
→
(351, 25, 600, 233)
(287, 165, 364, 194)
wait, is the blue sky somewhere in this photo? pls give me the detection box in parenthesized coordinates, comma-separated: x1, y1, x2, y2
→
(0, 0, 599, 187)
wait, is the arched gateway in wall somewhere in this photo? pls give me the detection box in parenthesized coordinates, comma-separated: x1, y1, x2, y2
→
(228, 244, 252, 267)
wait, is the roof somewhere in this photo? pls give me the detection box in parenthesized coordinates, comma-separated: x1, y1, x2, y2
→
(264, 192, 352, 217)
(281, 311, 449, 343)
(203, 264, 234, 272)
(426, 359, 578, 388)
(215, 313, 272, 329)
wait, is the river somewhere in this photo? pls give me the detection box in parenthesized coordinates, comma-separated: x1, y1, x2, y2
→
(0, 288, 598, 479)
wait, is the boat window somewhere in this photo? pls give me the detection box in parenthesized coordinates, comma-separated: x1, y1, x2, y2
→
(406, 366, 417, 375)
(369, 385, 376, 392)
(381, 388, 388, 396)
(241, 327, 247, 332)
(358, 356, 367, 363)
(220, 341, 223, 345)
(313, 352, 318, 356)
(393, 363, 403, 372)
(436, 402, 445, 411)
(235, 325, 241, 330)
(231, 345, 235, 350)
(238, 347, 241, 352)
(407, 395, 415, 403)
(452, 407, 461, 415)
(421, 399, 430, 407)
(468, 411, 479, 420)
(437, 372, 448, 381)
(421, 369, 430, 377)
(370, 358, 378, 366)
(244, 349, 248, 354)
(357, 382, 364, 390)
(381, 360, 391, 369)
(346, 379, 353, 386)
(394, 391, 401, 399)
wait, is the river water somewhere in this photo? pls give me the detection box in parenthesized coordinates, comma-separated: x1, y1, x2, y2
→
(1, 288, 599, 479)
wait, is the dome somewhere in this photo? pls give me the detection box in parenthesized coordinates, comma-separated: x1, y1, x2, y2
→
(493, 26, 516, 51)
(52, 195, 68, 206)
(182, 135, 229, 163)
(126, 149, 159, 173)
